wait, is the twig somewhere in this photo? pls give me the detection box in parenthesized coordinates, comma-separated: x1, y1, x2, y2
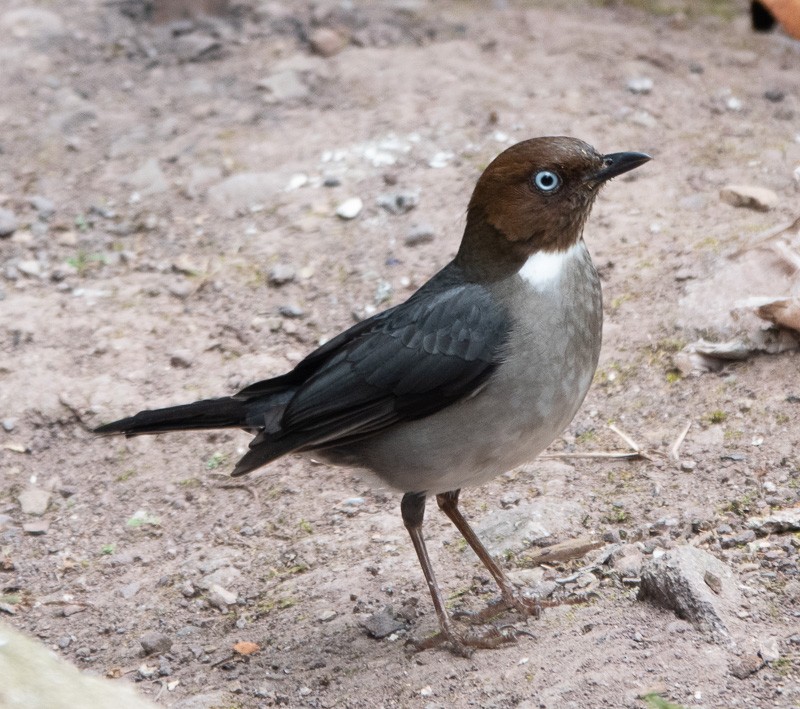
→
(608, 423, 640, 452)
(669, 420, 692, 462)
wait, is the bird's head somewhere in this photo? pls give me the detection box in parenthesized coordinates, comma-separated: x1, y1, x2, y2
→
(457, 136, 650, 280)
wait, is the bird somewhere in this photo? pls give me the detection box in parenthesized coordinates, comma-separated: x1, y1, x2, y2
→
(95, 136, 650, 656)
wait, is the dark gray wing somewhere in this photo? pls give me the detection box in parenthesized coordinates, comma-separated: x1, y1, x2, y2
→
(232, 279, 509, 474)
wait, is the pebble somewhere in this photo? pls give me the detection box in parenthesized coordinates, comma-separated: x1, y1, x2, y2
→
(0, 208, 18, 237)
(377, 191, 419, 215)
(730, 654, 764, 679)
(747, 508, 800, 534)
(0, 7, 65, 39)
(268, 264, 295, 286)
(140, 631, 172, 656)
(17, 260, 41, 278)
(30, 196, 55, 219)
(207, 583, 237, 609)
(119, 581, 141, 600)
(627, 77, 654, 94)
(18, 487, 51, 516)
(169, 350, 194, 369)
(720, 184, 778, 211)
(310, 27, 347, 57)
(23, 520, 50, 535)
(167, 280, 193, 299)
(405, 223, 435, 247)
(428, 151, 454, 169)
(257, 70, 309, 103)
(317, 609, 337, 622)
(362, 606, 406, 638)
(764, 89, 785, 103)
(278, 303, 305, 319)
(2, 418, 15, 432)
(336, 197, 363, 220)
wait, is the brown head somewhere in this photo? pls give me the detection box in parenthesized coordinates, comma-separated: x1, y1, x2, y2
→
(455, 136, 650, 281)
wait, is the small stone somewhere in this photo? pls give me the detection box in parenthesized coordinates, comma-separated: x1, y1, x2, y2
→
(0, 208, 18, 237)
(169, 350, 194, 369)
(140, 631, 172, 656)
(377, 191, 419, 215)
(23, 520, 50, 535)
(0, 8, 65, 39)
(627, 77, 654, 94)
(207, 583, 237, 609)
(362, 606, 406, 639)
(56, 635, 72, 649)
(747, 508, 800, 534)
(404, 223, 435, 247)
(180, 581, 196, 598)
(18, 487, 51, 516)
(279, 303, 305, 319)
(17, 260, 42, 277)
(268, 264, 295, 286)
(310, 27, 347, 57)
(322, 175, 341, 187)
(119, 581, 142, 600)
(317, 609, 337, 622)
(764, 89, 785, 103)
(257, 71, 309, 103)
(500, 491, 521, 509)
(759, 636, 781, 663)
(730, 654, 764, 679)
(720, 185, 778, 211)
(680, 460, 696, 471)
(725, 96, 743, 112)
(336, 197, 363, 220)
(1, 418, 15, 432)
(30, 196, 55, 219)
(167, 280, 193, 299)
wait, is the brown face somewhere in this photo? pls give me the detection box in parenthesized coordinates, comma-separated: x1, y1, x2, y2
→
(468, 136, 608, 253)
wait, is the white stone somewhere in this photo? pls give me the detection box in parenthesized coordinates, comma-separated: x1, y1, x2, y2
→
(336, 197, 362, 220)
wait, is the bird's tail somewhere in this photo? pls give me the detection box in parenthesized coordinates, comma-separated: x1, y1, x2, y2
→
(94, 397, 249, 437)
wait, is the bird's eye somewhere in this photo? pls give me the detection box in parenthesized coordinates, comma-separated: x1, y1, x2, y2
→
(532, 170, 561, 192)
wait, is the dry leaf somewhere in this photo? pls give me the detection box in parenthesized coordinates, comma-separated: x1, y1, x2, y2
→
(232, 641, 260, 656)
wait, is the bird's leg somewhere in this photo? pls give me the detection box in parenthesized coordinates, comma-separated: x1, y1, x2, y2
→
(436, 489, 542, 623)
(401, 492, 512, 656)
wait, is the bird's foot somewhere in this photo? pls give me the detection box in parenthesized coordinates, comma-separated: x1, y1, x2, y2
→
(454, 590, 542, 624)
(409, 623, 516, 657)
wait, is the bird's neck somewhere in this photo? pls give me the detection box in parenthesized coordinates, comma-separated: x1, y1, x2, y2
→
(455, 208, 582, 283)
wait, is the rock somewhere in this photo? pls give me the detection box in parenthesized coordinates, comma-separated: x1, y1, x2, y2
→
(317, 609, 337, 622)
(268, 264, 295, 287)
(0, 208, 18, 237)
(0, 7, 65, 39)
(759, 636, 781, 663)
(362, 606, 406, 639)
(123, 159, 168, 196)
(0, 622, 157, 708)
(2, 418, 15, 432)
(16, 260, 41, 278)
(627, 77, 654, 94)
(610, 546, 645, 578)
(139, 631, 172, 656)
(278, 303, 305, 318)
(207, 583, 237, 610)
(18, 487, 51, 516)
(764, 89, 785, 103)
(405, 223, 435, 246)
(474, 498, 584, 557)
(169, 350, 194, 369)
(30, 196, 55, 219)
(207, 172, 284, 216)
(730, 654, 764, 679)
(119, 581, 142, 600)
(639, 546, 742, 641)
(257, 71, 309, 102)
(22, 521, 49, 535)
(310, 27, 348, 57)
(336, 197, 363, 220)
(525, 537, 603, 566)
(747, 508, 800, 534)
(719, 185, 779, 211)
(377, 191, 419, 215)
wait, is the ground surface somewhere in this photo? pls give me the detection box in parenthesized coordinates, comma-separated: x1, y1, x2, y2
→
(1, 1, 800, 708)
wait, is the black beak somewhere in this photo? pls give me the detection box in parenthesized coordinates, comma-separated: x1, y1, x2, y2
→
(591, 151, 651, 183)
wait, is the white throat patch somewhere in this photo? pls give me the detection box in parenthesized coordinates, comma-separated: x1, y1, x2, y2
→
(519, 243, 579, 290)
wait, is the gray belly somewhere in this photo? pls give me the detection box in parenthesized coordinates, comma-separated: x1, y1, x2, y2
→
(319, 248, 602, 495)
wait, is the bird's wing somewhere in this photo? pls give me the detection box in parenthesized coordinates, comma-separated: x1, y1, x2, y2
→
(232, 280, 509, 473)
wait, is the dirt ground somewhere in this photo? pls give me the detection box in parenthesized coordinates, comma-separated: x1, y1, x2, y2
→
(1, 1, 800, 707)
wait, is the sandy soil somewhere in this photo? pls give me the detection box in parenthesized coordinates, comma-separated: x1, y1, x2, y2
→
(1, 1, 799, 707)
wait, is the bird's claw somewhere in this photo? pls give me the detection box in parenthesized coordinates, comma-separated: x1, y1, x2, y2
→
(409, 623, 516, 657)
(453, 591, 542, 624)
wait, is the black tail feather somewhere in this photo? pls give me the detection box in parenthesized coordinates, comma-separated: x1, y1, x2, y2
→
(95, 397, 248, 437)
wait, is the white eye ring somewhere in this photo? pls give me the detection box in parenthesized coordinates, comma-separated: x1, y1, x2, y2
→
(533, 170, 561, 192)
